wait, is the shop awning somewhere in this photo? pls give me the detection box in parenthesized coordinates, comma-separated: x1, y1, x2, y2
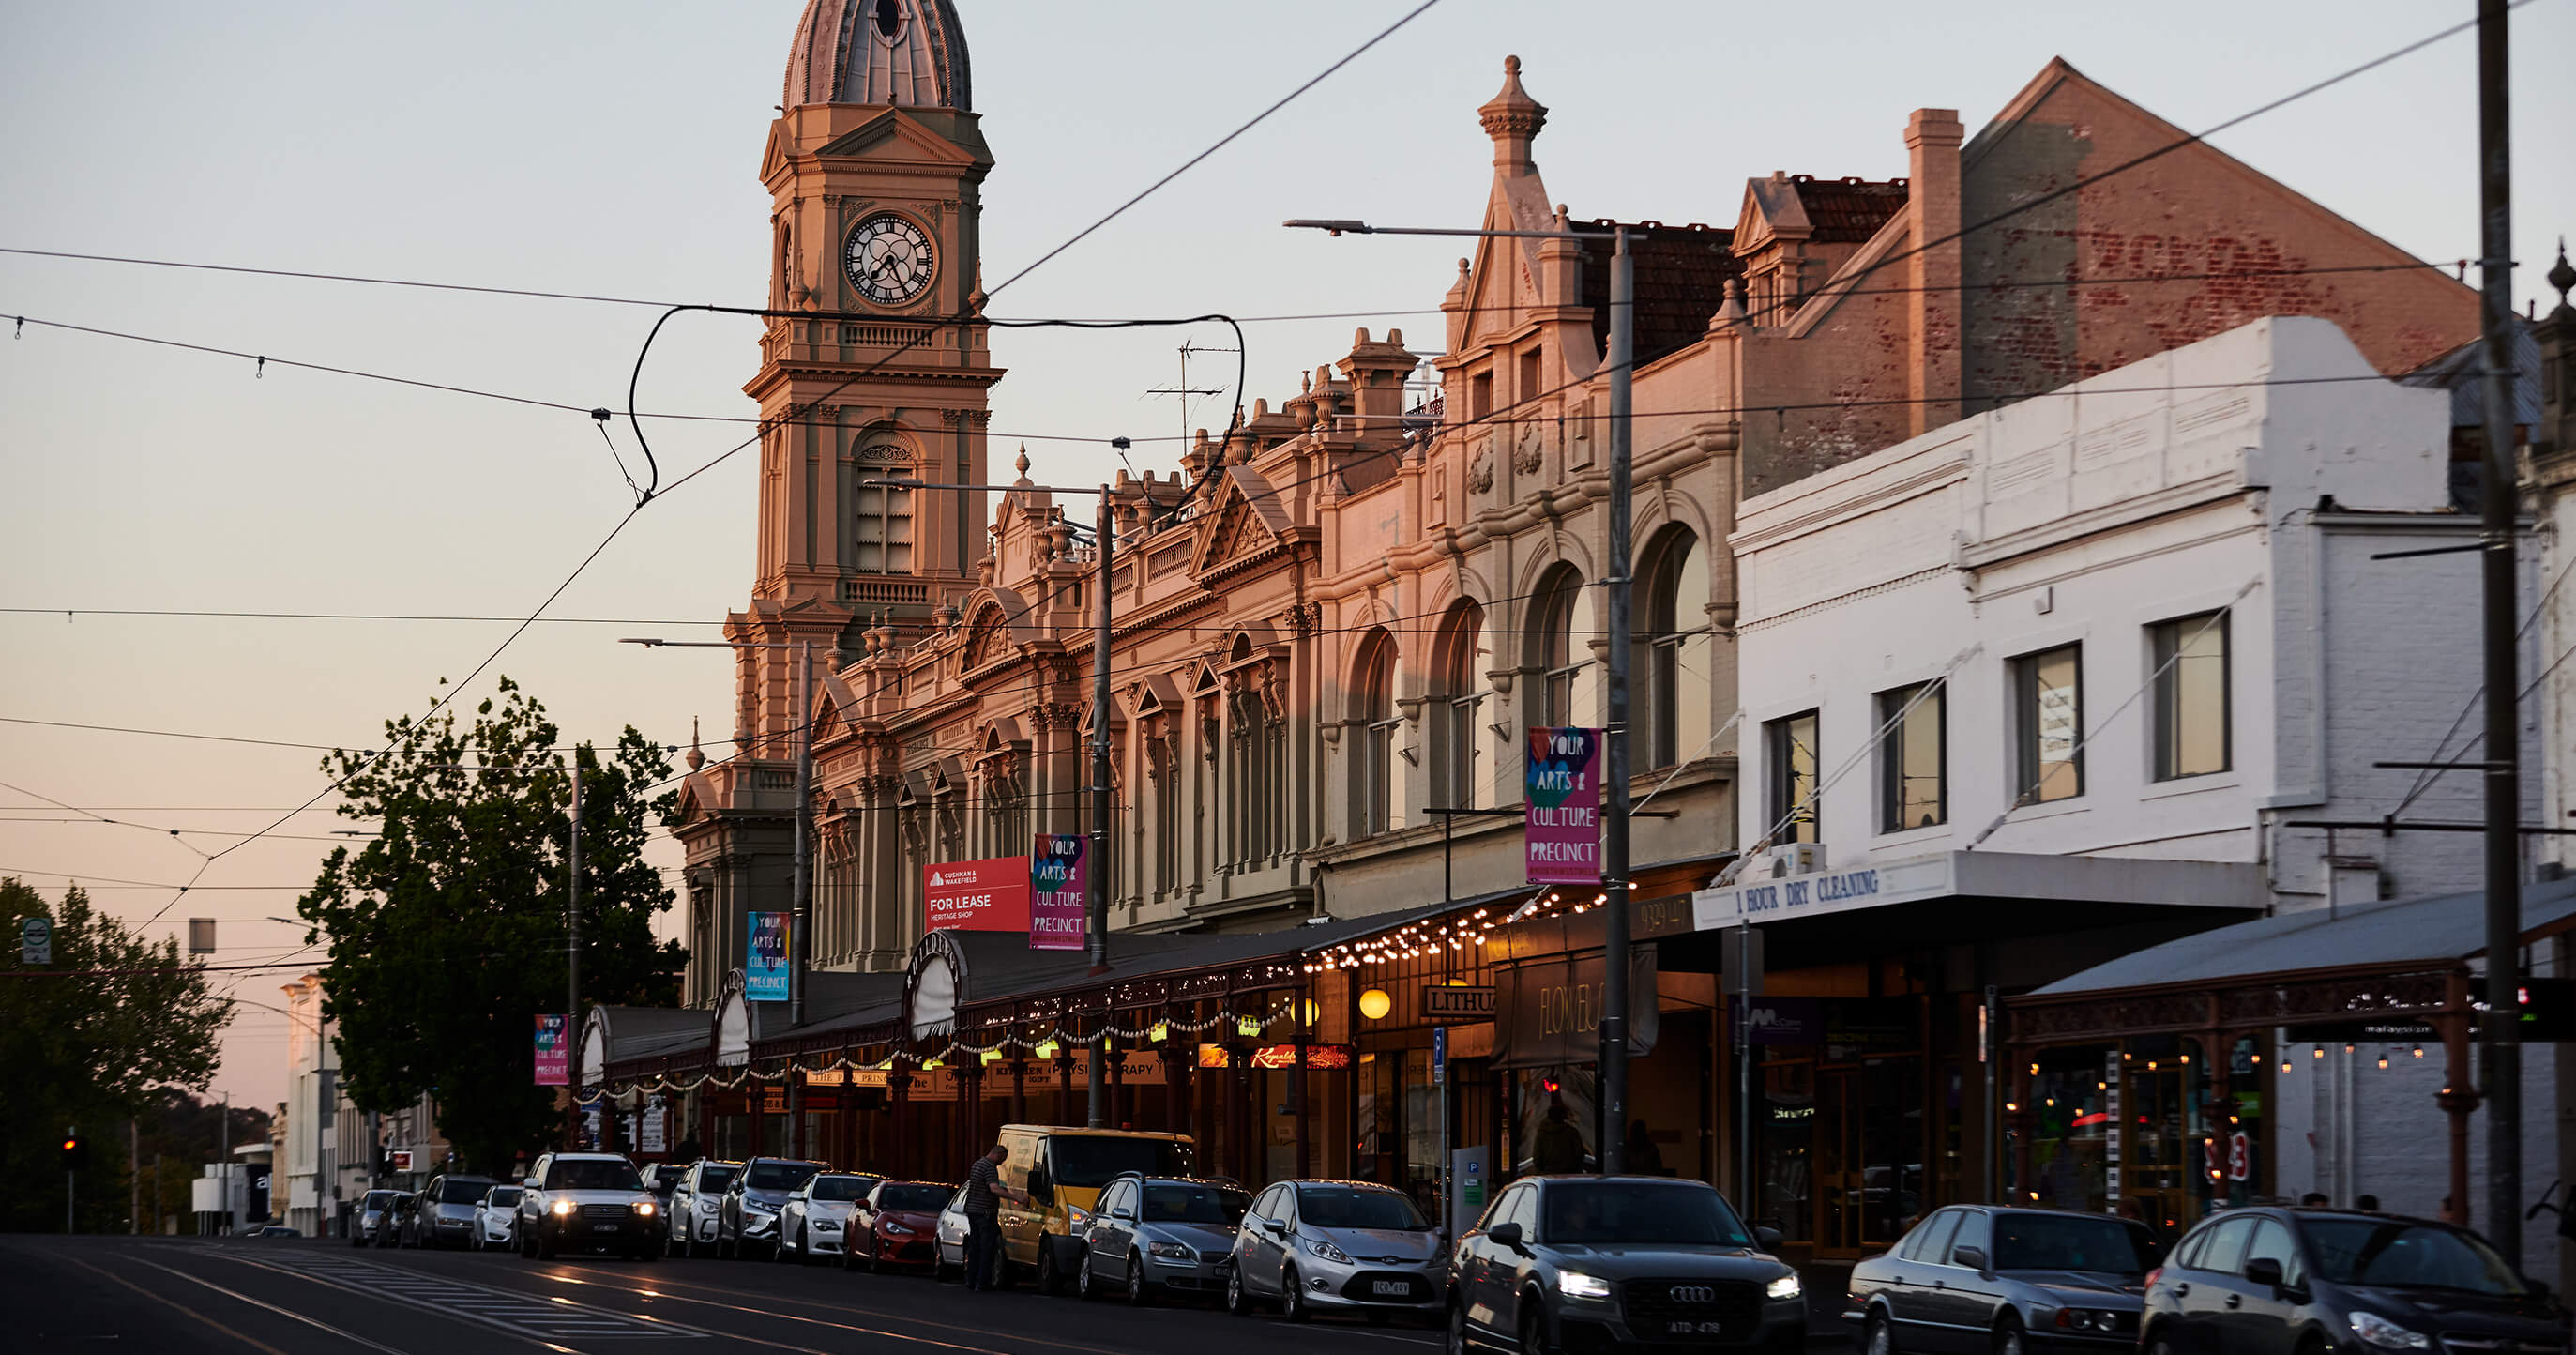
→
(2035, 871, 2576, 996)
(1685, 850, 2264, 967)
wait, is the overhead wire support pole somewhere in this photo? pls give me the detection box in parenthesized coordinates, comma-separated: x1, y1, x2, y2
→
(1599, 225, 1634, 1179)
(1091, 483, 1114, 1131)
(2474, 0, 2522, 1261)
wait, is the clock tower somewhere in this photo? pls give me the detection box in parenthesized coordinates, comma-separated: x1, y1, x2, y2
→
(679, 0, 996, 1005)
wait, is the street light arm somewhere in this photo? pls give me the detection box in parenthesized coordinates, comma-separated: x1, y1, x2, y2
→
(1286, 219, 1614, 242)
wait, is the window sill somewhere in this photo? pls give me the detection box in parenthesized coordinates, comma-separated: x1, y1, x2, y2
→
(2138, 772, 2241, 802)
(2002, 797, 2090, 824)
(1871, 822, 1956, 849)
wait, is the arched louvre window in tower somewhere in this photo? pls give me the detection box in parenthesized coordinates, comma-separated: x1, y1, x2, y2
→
(854, 470, 913, 573)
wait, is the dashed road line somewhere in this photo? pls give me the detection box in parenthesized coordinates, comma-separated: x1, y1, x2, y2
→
(124, 1253, 417, 1354)
(212, 1246, 706, 1343)
(47, 1248, 294, 1355)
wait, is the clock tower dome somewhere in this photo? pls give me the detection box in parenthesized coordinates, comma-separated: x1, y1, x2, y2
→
(679, 0, 995, 1005)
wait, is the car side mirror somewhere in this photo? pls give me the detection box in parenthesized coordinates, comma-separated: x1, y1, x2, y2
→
(1262, 1216, 1289, 1236)
(1953, 1246, 1990, 1273)
(1113, 1208, 1135, 1222)
(2244, 1257, 2283, 1289)
(1755, 1226, 1784, 1253)
(523, 1179, 540, 1190)
(1489, 1222, 1525, 1251)
(2524, 1277, 2553, 1302)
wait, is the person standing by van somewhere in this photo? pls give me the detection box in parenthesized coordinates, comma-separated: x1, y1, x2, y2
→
(962, 1143, 1026, 1290)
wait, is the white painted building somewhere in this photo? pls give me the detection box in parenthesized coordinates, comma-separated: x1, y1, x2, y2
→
(1721, 316, 2552, 1254)
(277, 972, 340, 1237)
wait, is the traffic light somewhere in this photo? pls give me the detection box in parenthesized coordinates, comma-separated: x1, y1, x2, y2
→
(60, 1131, 85, 1172)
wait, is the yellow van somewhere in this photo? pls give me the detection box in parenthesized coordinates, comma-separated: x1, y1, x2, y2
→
(992, 1124, 1195, 1293)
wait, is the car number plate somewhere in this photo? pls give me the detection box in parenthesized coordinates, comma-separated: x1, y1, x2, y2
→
(1371, 1280, 1410, 1296)
(1665, 1320, 1727, 1337)
(594, 1223, 619, 1231)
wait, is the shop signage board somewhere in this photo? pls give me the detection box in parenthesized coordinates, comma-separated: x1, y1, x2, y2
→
(1523, 727, 1602, 884)
(1691, 852, 1955, 931)
(924, 856, 1033, 932)
(533, 1012, 570, 1085)
(1199, 1044, 1348, 1071)
(1422, 984, 1496, 1021)
(746, 911, 790, 999)
(1493, 949, 1659, 1069)
(1731, 996, 1919, 1055)
(638, 1095, 666, 1154)
(1028, 835, 1086, 951)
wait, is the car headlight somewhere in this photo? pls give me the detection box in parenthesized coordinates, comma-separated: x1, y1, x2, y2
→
(882, 1221, 913, 1237)
(551, 1199, 573, 1216)
(2348, 1312, 2432, 1351)
(633, 1200, 656, 1216)
(1304, 1237, 1352, 1264)
(697, 1197, 720, 1213)
(1765, 1273, 1801, 1301)
(745, 1199, 777, 1216)
(1147, 1241, 1196, 1261)
(1066, 1207, 1091, 1229)
(1556, 1271, 1614, 1301)
(2053, 1308, 2118, 1332)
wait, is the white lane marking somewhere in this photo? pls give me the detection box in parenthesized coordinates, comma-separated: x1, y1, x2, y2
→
(124, 1254, 417, 1355)
(209, 1246, 705, 1343)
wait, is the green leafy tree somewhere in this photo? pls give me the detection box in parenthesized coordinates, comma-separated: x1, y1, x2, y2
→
(295, 678, 683, 1175)
(0, 878, 230, 1232)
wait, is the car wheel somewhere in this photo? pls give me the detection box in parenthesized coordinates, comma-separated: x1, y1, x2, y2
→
(1037, 1241, 1065, 1296)
(537, 1225, 556, 1260)
(1517, 1297, 1550, 1355)
(1126, 1255, 1154, 1307)
(1076, 1251, 1099, 1301)
(1227, 1263, 1258, 1317)
(2144, 1330, 2178, 1355)
(1992, 1317, 2025, 1355)
(1867, 1309, 1900, 1355)
(1282, 1267, 1311, 1324)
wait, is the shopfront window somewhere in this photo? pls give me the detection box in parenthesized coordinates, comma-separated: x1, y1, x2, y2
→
(2020, 1037, 2225, 1234)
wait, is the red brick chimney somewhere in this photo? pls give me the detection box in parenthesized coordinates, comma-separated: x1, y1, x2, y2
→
(1905, 108, 1964, 435)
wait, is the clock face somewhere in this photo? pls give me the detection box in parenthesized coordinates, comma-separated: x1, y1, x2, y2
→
(844, 212, 935, 307)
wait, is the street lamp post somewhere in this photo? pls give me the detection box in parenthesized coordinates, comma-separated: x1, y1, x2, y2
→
(1291, 217, 1637, 1174)
(860, 475, 1120, 1130)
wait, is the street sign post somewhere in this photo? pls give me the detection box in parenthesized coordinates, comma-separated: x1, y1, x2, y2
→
(22, 916, 52, 966)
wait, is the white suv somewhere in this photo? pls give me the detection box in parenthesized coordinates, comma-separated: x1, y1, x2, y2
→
(515, 1151, 660, 1261)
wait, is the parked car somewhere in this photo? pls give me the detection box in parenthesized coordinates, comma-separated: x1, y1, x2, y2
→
(666, 1159, 741, 1258)
(1229, 1178, 1447, 1325)
(647, 1163, 689, 1199)
(1847, 1204, 2161, 1354)
(2140, 1205, 2563, 1355)
(1081, 1174, 1250, 1306)
(405, 1172, 496, 1250)
(934, 1185, 975, 1283)
(242, 1225, 301, 1238)
(993, 1123, 1195, 1293)
(1444, 1175, 1804, 1352)
(849, 1180, 954, 1272)
(720, 1157, 826, 1260)
(354, 1190, 402, 1247)
(470, 1184, 523, 1252)
(778, 1172, 879, 1264)
(515, 1151, 660, 1261)
(377, 1192, 417, 1247)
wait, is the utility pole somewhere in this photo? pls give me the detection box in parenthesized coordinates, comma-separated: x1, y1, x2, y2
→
(791, 639, 814, 1028)
(65, 1124, 76, 1234)
(2474, 0, 2523, 1262)
(217, 1093, 230, 1235)
(568, 763, 583, 1149)
(1598, 225, 1636, 1178)
(1090, 484, 1115, 1130)
(129, 1119, 138, 1235)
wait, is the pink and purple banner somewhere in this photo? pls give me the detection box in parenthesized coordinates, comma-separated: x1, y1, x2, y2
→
(1524, 726, 1603, 884)
(1029, 833, 1087, 951)
(534, 1012, 570, 1086)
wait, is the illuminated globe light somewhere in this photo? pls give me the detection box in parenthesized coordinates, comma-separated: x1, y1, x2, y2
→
(1302, 998, 1321, 1027)
(1359, 988, 1393, 1021)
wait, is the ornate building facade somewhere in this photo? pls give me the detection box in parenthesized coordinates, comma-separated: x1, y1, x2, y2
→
(672, 4, 2479, 1006)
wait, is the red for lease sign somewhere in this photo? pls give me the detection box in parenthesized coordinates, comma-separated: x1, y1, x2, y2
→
(924, 856, 1031, 932)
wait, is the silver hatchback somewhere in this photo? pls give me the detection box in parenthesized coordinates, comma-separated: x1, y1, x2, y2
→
(1077, 1175, 1250, 1304)
(1226, 1180, 1447, 1325)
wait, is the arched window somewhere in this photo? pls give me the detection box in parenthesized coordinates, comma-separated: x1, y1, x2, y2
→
(853, 452, 914, 573)
(1529, 567, 1598, 729)
(1644, 530, 1715, 768)
(1351, 630, 1402, 838)
(1434, 601, 1495, 810)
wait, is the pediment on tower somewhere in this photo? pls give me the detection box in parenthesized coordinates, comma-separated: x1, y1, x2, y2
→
(761, 121, 791, 181)
(811, 672, 864, 749)
(1188, 465, 1293, 576)
(813, 107, 992, 171)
